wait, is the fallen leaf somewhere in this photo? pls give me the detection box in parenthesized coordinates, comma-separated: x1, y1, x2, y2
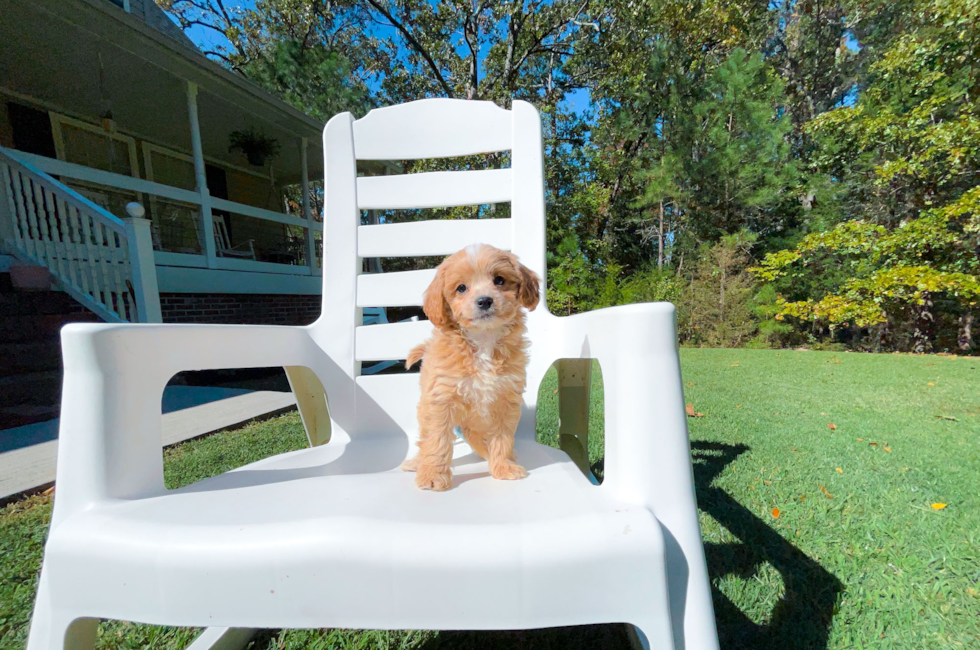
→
(799, 495, 806, 502)
(869, 442, 878, 447)
(828, 423, 837, 430)
(685, 403, 704, 418)
(935, 415, 958, 421)
(730, 361, 740, 367)
(736, 404, 743, 408)
(884, 446, 892, 453)
(927, 382, 934, 386)
(42, 486, 54, 496)
(819, 485, 834, 499)
(764, 480, 772, 485)
(771, 508, 780, 518)
(836, 467, 843, 473)
(687, 382, 694, 386)
(931, 503, 947, 510)
(856, 437, 864, 442)
(553, 389, 559, 394)
(821, 412, 827, 415)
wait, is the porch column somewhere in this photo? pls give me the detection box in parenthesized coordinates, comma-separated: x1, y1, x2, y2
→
(186, 82, 217, 268)
(301, 137, 317, 273)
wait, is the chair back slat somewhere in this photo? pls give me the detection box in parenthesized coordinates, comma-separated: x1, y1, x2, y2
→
(356, 320, 432, 361)
(357, 269, 434, 308)
(357, 219, 512, 258)
(357, 169, 511, 210)
(352, 98, 512, 160)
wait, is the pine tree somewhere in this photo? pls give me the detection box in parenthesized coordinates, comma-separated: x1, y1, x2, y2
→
(682, 49, 796, 241)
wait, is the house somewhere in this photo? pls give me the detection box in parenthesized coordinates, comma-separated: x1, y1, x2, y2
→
(0, 0, 389, 429)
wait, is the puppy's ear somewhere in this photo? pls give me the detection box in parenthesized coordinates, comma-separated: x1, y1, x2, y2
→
(423, 263, 453, 327)
(516, 262, 541, 311)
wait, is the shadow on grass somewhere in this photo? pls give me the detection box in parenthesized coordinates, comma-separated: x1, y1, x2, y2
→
(693, 441, 843, 650)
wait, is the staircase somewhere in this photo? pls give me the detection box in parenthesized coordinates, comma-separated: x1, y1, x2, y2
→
(0, 146, 160, 324)
(0, 266, 101, 429)
(0, 147, 161, 431)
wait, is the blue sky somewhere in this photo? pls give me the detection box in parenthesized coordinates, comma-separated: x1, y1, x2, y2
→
(174, 0, 595, 115)
(173, 2, 852, 114)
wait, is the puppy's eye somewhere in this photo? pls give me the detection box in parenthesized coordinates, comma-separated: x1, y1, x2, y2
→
(456, 284, 467, 294)
(493, 276, 505, 286)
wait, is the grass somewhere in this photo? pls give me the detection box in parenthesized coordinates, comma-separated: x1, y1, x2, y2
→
(2, 349, 979, 649)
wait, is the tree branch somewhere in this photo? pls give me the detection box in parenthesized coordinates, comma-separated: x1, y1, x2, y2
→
(362, 0, 455, 97)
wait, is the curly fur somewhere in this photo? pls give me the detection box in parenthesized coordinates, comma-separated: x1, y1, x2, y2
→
(401, 244, 541, 490)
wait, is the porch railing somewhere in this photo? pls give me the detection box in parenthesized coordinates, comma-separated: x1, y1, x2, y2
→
(0, 147, 160, 323)
(5, 150, 323, 277)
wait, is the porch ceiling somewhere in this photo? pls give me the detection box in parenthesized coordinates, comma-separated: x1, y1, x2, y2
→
(0, 0, 325, 184)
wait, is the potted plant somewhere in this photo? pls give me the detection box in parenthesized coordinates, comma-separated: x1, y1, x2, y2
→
(228, 127, 281, 166)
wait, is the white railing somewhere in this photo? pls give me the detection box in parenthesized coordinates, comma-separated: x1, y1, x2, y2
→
(0, 148, 161, 323)
(5, 150, 323, 277)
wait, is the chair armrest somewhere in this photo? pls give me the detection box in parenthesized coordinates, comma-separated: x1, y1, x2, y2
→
(554, 302, 718, 649)
(52, 323, 316, 527)
(556, 302, 687, 500)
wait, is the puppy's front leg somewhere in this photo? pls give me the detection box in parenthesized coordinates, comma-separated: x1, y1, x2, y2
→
(486, 403, 526, 481)
(413, 398, 457, 491)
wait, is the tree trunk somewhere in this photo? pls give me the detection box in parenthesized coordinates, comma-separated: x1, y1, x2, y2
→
(657, 200, 664, 270)
(958, 313, 974, 352)
(719, 266, 726, 324)
(912, 294, 934, 354)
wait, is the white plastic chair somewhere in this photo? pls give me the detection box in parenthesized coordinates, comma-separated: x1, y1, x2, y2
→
(28, 99, 718, 650)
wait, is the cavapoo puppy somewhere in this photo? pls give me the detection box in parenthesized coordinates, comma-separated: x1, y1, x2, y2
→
(401, 244, 541, 491)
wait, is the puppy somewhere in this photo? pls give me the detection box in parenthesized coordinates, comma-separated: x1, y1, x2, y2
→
(401, 244, 541, 491)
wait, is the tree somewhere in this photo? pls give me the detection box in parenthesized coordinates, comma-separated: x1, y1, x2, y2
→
(755, 0, 980, 352)
(680, 231, 760, 347)
(682, 49, 796, 241)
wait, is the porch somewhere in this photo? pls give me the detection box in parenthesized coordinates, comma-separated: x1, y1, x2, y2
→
(0, 0, 342, 316)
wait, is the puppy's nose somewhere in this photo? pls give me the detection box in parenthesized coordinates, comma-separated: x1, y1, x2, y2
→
(476, 296, 493, 311)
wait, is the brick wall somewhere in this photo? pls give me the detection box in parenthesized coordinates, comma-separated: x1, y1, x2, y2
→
(160, 293, 321, 326)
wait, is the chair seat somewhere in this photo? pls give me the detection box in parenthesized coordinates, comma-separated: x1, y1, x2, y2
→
(45, 438, 667, 632)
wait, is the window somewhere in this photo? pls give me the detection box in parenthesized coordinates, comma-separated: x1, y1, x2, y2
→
(51, 113, 139, 178)
(7, 103, 56, 158)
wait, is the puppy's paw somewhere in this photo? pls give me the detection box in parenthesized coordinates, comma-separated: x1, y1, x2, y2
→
(491, 461, 527, 481)
(400, 456, 420, 472)
(416, 467, 453, 491)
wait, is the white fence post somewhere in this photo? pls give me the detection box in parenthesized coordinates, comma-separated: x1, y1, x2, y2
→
(124, 203, 162, 323)
(186, 82, 217, 269)
(301, 137, 317, 274)
(0, 161, 15, 250)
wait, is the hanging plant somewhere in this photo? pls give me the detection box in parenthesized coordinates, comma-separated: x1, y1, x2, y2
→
(228, 127, 281, 166)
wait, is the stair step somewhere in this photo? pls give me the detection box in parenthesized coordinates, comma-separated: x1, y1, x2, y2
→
(0, 341, 62, 377)
(0, 370, 62, 409)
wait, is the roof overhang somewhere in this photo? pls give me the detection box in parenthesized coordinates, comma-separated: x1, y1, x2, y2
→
(0, 0, 326, 183)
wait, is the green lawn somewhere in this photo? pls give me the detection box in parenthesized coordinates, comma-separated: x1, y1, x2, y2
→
(2, 349, 979, 649)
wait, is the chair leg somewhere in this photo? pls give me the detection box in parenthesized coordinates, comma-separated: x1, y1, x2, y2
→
(628, 572, 677, 650)
(629, 617, 674, 650)
(284, 366, 331, 447)
(26, 573, 97, 650)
